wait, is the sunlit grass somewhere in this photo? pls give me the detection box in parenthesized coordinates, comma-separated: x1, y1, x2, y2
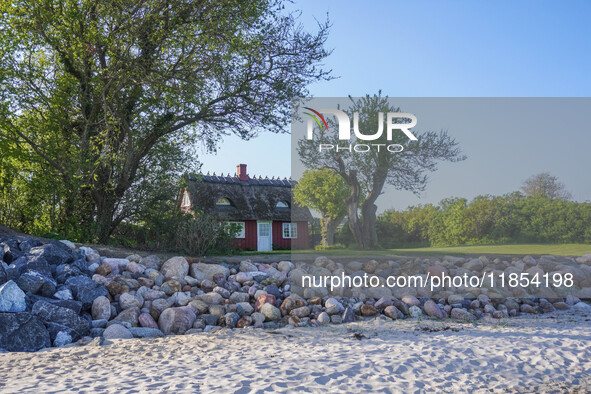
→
(243, 243, 591, 257)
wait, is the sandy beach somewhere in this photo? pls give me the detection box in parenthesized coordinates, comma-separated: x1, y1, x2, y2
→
(1, 309, 590, 393)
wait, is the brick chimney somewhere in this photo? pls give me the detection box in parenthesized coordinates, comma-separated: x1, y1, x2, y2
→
(237, 164, 249, 181)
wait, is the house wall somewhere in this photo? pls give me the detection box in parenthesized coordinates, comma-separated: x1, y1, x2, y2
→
(232, 220, 258, 250)
(272, 221, 309, 250)
(231, 220, 309, 250)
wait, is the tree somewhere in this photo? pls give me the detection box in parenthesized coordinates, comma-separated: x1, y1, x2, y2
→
(0, 0, 331, 242)
(521, 172, 571, 200)
(294, 168, 349, 246)
(298, 94, 465, 249)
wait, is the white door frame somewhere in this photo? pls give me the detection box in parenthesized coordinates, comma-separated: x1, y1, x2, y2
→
(257, 221, 272, 251)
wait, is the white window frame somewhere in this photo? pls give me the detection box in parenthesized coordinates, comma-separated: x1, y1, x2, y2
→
(282, 222, 298, 239)
(181, 191, 191, 207)
(229, 221, 245, 238)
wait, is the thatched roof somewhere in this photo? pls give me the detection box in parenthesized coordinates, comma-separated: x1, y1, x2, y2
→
(185, 174, 312, 222)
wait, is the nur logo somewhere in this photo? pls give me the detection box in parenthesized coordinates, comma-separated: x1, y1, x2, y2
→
(303, 107, 418, 153)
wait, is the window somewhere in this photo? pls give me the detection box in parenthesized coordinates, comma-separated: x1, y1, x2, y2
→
(276, 201, 289, 208)
(181, 191, 191, 207)
(216, 197, 231, 206)
(228, 222, 245, 238)
(282, 222, 297, 239)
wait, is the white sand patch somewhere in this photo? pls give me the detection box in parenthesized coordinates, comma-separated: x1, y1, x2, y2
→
(1, 310, 590, 393)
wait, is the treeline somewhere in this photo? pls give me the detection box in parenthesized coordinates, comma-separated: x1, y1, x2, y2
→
(339, 193, 591, 248)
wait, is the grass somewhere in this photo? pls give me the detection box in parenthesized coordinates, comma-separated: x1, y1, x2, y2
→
(245, 243, 591, 257)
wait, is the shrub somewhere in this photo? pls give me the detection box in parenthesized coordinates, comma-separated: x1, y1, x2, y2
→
(175, 211, 240, 256)
(315, 243, 346, 251)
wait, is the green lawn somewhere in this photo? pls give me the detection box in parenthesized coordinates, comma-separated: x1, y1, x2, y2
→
(244, 243, 591, 257)
(389, 243, 591, 257)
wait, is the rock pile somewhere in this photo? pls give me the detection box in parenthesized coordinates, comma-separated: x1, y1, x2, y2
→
(0, 237, 108, 351)
(2, 239, 591, 352)
(86, 252, 591, 340)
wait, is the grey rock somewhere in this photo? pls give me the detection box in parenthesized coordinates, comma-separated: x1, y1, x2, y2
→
(229, 292, 250, 304)
(383, 305, 401, 320)
(92, 296, 112, 321)
(200, 314, 219, 326)
(129, 327, 164, 338)
(141, 255, 162, 270)
(30, 295, 82, 314)
(113, 307, 140, 326)
(28, 243, 74, 266)
(16, 271, 56, 296)
(158, 306, 196, 335)
(260, 303, 281, 321)
(317, 311, 330, 325)
(325, 297, 345, 315)
(195, 263, 230, 281)
(103, 324, 133, 339)
(0, 280, 26, 312)
(65, 276, 109, 310)
(450, 308, 474, 321)
(54, 331, 72, 347)
(91, 319, 108, 328)
(342, 307, 355, 323)
(224, 312, 240, 328)
(32, 300, 90, 337)
(160, 256, 189, 280)
(423, 299, 445, 319)
(0, 312, 51, 351)
(119, 293, 142, 310)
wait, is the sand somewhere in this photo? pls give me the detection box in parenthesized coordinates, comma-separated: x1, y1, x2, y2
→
(1, 309, 591, 393)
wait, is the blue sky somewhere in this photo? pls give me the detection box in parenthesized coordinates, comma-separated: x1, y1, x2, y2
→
(199, 1, 591, 210)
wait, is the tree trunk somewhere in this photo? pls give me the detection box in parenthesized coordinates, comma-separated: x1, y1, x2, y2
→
(321, 216, 339, 246)
(345, 178, 366, 249)
(93, 190, 117, 244)
(361, 200, 379, 249)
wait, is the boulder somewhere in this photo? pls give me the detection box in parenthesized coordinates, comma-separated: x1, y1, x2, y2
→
(254, 294, 276, 312)
(0, 280, 26, 312)
(53, 331, 72, 347)
(113, 307, 140, 326)
(0, 312, 51, 352)
(138, 313, 159, 329)
(360, 304, 377, 317)
(160, 257, 189, 280)
(158, 306, 197, 335)
(28, 243, 74, 266)
(103, 324, 133, 339)
(141, 255, 162, 270)
(260, 303, 281, 321)
(129, 327, 164, 338)
(450, 308, 474, 321)
(239, 261, 258, 272)
(229, 292, 250, 304)
(401, 295, 420, 307)
(317, 311, 330, 325)
(423, 300, 445, 319)
(119, 293, 142, 310)
(65, 275, 109, 310)
(384, 305, 401, 320)
(32, 300, 90, 337)
(196, 292, 224, 305)
(16, 271, 56, 296)
(30, 295, 82, 314)
(325, 298, 345, 315)
(58, 240, 76, 250)
(280, 294, 307, 316)
(194, 263, 230, 281)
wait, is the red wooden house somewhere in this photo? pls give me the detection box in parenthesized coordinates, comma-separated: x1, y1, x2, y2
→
(181, 164, 312, 251)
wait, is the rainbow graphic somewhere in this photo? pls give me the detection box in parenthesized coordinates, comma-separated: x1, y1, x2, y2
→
(303, 107, 328, 131)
